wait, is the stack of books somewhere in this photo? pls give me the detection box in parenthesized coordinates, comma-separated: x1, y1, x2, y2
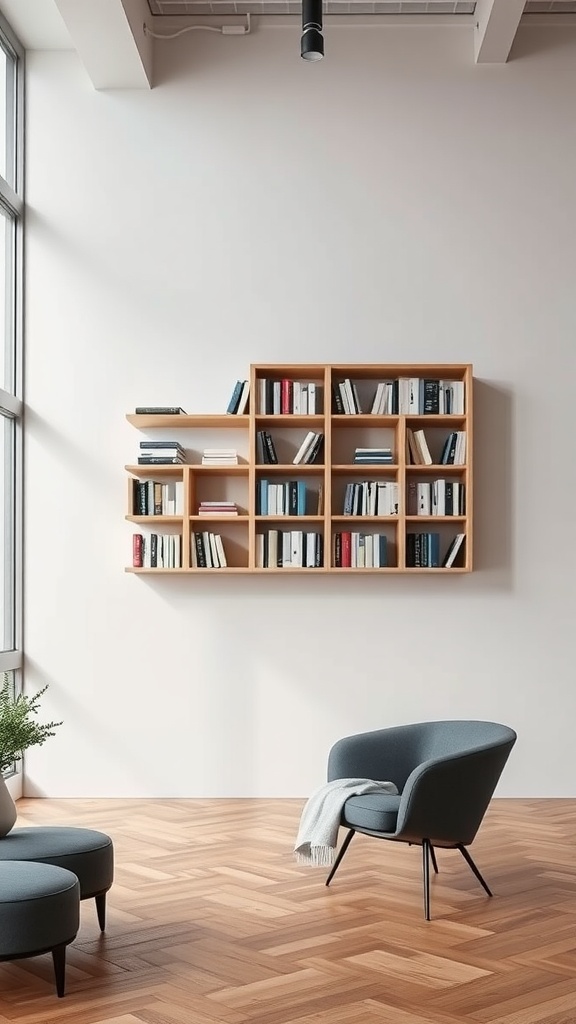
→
(137, 441, 186, 465)
(226, 380, 250, 415)
(293, 431, 324, 465)
(201, 449, 238, 466)
(333, 379, 362, 414)
(353, 447, 393, 464)
(198, 502, 239, 516)
(135, 406, 186, 415)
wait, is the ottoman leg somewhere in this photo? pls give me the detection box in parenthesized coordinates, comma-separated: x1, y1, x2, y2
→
(52, 942, 67, 997)
(95, 892, 107, 931)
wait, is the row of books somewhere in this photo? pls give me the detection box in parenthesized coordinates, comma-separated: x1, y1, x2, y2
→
(334, 532, 388, 568)
(406, 428, 467, 466)
(132, 533, 182, 568)
(132, 479, 184, 516)
(343, 481, 399, 517)
(197, 502, 239, 516)
(257, 480, 312, 516)
(258, 379, 321, 415)
(226, 380, 250, 415)
(202, 448, 238, 466)
(354, 447, 393, 464)
(406, 532, 465, 568)
(137, 441, 186, 466)
(256, 530, 323, 568)
(332, 378, 465, 416)
(407, 481, 465, 517)
(191, 531, 228, 567)
(440, 431, 466, 466)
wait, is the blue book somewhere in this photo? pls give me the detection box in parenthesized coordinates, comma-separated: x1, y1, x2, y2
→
(259, 479, 269, 516)
(297, 481, 307, 516)
(226, 380, 243, 414)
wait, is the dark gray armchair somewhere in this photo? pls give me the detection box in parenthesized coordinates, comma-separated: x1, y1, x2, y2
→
(326, 720, 517, 919)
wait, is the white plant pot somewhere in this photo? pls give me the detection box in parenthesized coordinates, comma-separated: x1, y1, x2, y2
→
(0, 775, 17, 837)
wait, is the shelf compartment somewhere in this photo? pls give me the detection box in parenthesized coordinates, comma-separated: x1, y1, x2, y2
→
(331, 523, 399, 570)
(190, 520, 249, 569)
(127, 414, 249, 429)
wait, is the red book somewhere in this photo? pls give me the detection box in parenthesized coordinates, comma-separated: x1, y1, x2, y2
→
(281, 379, 291, 414)
(342, 532, 351, 568)
(133, 533, 143, 567)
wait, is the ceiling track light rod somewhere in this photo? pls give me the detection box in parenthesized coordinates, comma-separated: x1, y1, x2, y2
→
(301, 0, 324, 60)
(143, 15, 251, 38)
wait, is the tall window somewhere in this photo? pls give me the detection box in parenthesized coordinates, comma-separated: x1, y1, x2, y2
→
(0, 14, 23, 776)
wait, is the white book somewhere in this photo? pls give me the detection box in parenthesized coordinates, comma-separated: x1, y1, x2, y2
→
(409, 377, 420, 415)
(373, 534, 380, 568)
(291, 530, 302, 568)
(306, 533, 316, 568)
(175, 481, 184, 515)
(293, 381, 301, 414)
(282, 531, 292, 566)
(256, 533, 264, 568)
(371, 382, 385, 414)
(236, 381, 250, 415)
(398, 378, 411, 414)
(174, 535, 181, 568)
(455, 432, 466, 465)
(339, 382, 352, 415)
(444, 533, 465, 568)
(344, 379, 357, 414)
(259, 378, 267, 414)
(308, 383, 316, 414)
(452, 381, 465, 415)
(214, 534, 227, 568)
(417, 482, 431, 516)
(190, 533, 198, 568)
(273, 381, 281, 414)
(300, 385, 308, 415)
(293, 431, 317, 465)
(209, 533, 220, 567)
(414, 429, 433, 466)
(365, 534, 373, 567)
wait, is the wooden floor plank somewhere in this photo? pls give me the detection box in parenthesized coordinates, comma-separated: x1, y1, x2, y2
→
(0, 797, 574, 1024)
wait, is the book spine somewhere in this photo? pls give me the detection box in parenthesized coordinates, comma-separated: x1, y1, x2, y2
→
(226, 380, 243, 414)
(132, 534, 143, 567)
(264, 432, 278, 464)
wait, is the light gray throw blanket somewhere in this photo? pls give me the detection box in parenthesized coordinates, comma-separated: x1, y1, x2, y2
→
(294, 777, 398, 866)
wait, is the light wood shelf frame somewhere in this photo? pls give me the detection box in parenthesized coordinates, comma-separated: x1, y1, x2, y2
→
(126, 363, 473, 574)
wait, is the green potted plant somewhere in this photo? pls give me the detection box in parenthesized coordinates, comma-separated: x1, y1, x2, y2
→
(0, 675, 62, 837)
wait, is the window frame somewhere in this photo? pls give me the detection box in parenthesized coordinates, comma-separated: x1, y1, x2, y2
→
(0, 11, 23, 722)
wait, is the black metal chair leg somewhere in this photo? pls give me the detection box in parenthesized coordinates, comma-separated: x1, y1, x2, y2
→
(422, 839, 431, 920)
(457, 844, 493, 897)
(429, 845, 439, 874)
(52, 942, 67, 997)
(95, 893, 107, 931)
(326, 829, 355, 886)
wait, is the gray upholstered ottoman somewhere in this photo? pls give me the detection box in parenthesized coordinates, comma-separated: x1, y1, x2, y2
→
(0, 861, 79, 996)
(0, 827, 114, 930)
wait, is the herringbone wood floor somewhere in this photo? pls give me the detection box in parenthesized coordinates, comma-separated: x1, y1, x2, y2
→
(1, 798, 576, 1023)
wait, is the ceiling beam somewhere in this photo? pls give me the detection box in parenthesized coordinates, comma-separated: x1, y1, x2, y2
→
(53, 0, 152, 89)
(474, 0, 525, 64)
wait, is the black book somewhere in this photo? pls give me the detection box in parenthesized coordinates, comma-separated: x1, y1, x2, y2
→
(139, 441, 185, 451)
(150, 533, 158, 568)
(137, 457, 184, 465)
(193, 532, 206, 568)
(445, 481, 453, 516)
(256, 432, 266, 464)
(289, 482, 298, 516)
(264, 432, 278, 465)
(423, 380, 440, 415)
(334, 532, 342, 568)
(314, 533, 323, 568)
(135, 407, 186, 414)
(332, 385, 344, 414)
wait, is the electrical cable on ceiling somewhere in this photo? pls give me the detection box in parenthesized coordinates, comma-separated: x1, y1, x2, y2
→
(143, 15, 251, 38)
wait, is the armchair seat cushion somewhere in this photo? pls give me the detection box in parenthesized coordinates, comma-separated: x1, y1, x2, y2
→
(343, 793, 401, 833)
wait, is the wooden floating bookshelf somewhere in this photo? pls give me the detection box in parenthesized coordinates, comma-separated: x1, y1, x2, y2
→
(126, 362, 473, 574)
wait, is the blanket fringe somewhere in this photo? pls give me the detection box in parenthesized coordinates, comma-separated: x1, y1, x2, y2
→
(295, 846, 336, 867)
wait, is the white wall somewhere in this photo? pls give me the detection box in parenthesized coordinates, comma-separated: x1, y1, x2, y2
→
(23, 22, 576, 797)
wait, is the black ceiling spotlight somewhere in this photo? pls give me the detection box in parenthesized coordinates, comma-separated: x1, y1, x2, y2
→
(301, 0, 324, 61)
